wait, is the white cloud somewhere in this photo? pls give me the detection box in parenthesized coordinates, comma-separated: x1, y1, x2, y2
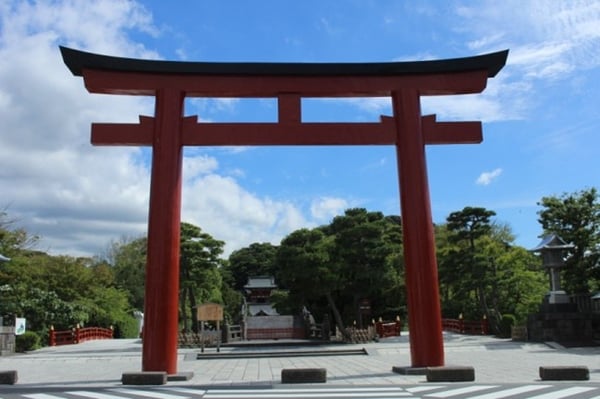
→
(0, 1, 160, 256)
(0, 0, 315, 258)
(467, 33, 506, 51)
(182, 175, 311, 255)
(447, 1, 600, 125)
(456, 1, 600, 71)
(349, 97, 391, 115)
(310, 197, 349, 221)
(476, 168, 503, 186)
(183, 155, 219, 181)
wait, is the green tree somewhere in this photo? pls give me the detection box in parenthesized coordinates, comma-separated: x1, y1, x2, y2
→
(2, 251, 136, 336)
(438, 207, 547, 332)
(227, 242, 278, 290)
(82, 285, 139, 337)
(325, 208, 403, 326)
(275, 209, 405, 338)
(490, 244, 546, 324)
(109, 236, 147, 310)
(443, 207, 499, 331)
(537, 188, 600, 293)
(0, 210, 39, 257)
(218, 263, 243, 323)
(276, 228, 352, 339)
(179, 222, 225, 332)
(0, 212, 138, 338)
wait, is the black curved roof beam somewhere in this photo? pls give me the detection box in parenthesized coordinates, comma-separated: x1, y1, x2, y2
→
(61, 46, 508, 78)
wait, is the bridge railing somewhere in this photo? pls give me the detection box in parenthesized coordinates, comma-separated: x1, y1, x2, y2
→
(49, 325, 114, 346)
(374, 320, 402, 338)
(442, 317, 489, 335)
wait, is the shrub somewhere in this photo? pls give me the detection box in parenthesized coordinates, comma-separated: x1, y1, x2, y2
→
(15, 331, 41, 352)
(498, 314, 516, 338)
(113, 316, 140, 338)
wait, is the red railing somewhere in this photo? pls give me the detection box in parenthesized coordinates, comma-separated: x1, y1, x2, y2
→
(442, 317, 489, 335)
(49, 325, 114, 346)
(375, 320, 402, 338)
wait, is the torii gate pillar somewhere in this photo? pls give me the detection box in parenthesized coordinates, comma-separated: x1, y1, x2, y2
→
(60, 46, 508, 374)
(393, 89, 443, 365)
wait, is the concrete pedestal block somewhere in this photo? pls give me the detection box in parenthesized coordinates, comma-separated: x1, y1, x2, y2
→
(392, 366, 427, 375)
(122, 371, 167, 385)
(539, 366, 589, 381)
(0, 370, 17, 385)
(426, 366, 475, 382)
(167, 371, 194, 381)
(281, 368, 326, 383)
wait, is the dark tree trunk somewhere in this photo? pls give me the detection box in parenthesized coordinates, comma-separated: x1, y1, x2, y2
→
(180, 290, 189, 333)
(189, 287, 199, 333)
(326, 291, 352, 341)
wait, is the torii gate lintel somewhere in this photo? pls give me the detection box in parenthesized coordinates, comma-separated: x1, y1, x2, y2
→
(61, 46, 508, 374)
(90, 114, 482, 147)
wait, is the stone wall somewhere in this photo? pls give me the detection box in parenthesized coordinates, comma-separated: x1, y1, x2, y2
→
(0, 326, 15, 356)
(245, 315, 305, 340)
(527, 311, 600, 343)
(246, 315, 301, 329)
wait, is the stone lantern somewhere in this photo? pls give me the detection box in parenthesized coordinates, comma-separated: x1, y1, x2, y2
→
(530, 234, 574, 305)
(0, 253, 11, 353)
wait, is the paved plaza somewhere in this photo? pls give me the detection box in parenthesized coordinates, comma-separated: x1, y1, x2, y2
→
(0, 332, 598, 388)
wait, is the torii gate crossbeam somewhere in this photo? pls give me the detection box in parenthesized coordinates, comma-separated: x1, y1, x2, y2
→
(61, 46, 507, 375)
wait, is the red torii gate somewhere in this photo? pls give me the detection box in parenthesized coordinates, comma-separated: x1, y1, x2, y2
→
(61, 46, 507, 375)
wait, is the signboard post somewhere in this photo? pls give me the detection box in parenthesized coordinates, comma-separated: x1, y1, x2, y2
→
(197, 303, 224, 353)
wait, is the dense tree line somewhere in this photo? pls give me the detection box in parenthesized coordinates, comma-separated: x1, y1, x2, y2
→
(1, 187, 598, 346)
(0, 213, 138, 341)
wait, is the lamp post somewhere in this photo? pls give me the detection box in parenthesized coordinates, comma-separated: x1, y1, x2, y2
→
(0, 254, 9, 327)
(530, 234, 574, 305)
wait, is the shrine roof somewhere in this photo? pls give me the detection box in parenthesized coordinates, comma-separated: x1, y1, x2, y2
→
(60, 46, 508, 78)
(244, 276, 277, 289)
(248, 304, 279, 316)
(530, 234, 575, 252)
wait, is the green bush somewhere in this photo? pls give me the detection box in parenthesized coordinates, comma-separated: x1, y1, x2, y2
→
(15, 331, 41, 352)
(498, 314, 516, 338)
(113, 316, 140, 338)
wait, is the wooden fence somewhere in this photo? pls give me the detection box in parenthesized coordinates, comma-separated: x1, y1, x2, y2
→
(375, 320, 402, 338)
(442, 317, 489, 335)
(246, 327, 305, 340)
(49, 325, 114, 346)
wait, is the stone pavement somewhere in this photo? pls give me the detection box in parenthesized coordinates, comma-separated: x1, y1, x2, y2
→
(0, 332, 598, 387)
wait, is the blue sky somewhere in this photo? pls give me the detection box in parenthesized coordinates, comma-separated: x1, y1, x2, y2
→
(0, 1, 599, 256)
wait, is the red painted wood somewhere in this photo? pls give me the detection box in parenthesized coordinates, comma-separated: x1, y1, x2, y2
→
(278, 95, 301, 124)
(392, 89, 444, 367)
(142, 88, 184, 374)
(91, 116, 154, 146)
(182, 120, 396, 146)
(420, 115, 482, 145)
(67, 47, 506, 372)
(82, 69, 490, 97)
(91, 116, 480, 147)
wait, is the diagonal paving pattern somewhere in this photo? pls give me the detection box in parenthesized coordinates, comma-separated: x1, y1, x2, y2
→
(0, 332, 598, 388)
(12, 384, 600, 399)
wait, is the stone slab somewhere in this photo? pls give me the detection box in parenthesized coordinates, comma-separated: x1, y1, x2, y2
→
(167, 371, 194, 381)
(121, 371, 167, 385)
(426, 366, 475, 382)
(0, 370, 17, 385)
(281, 368, 326, 383)
(539, 366, 589, 381)
(392, 366, 428, 375)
